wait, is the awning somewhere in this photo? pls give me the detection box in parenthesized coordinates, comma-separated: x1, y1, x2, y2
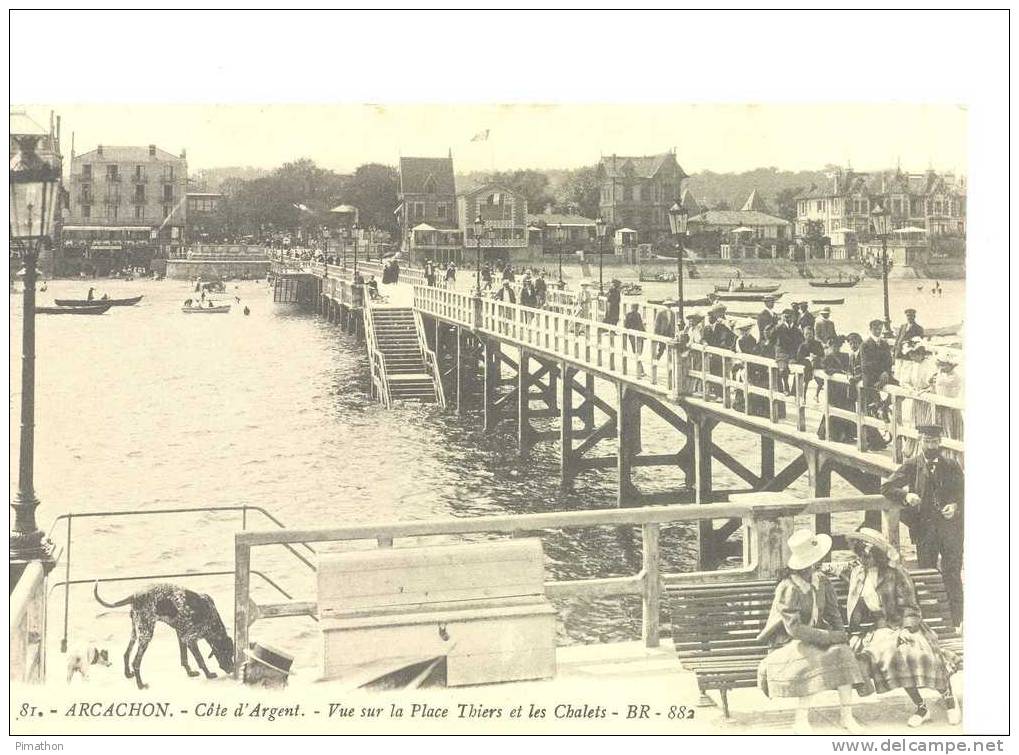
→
(616, 228, 637, 234)
(730, 226, 754, 234)
(412, 223, 437, 232)
(892, 226, 927, 234)
(330, 204, 358, 214)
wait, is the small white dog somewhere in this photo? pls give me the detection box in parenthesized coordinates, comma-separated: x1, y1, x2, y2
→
(66, 646, 112, 682)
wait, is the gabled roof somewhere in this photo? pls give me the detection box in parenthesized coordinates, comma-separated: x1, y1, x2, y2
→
(10, 110, 47, 137)
(680, 189, 702, 213)
(688, 209, 791, 227)
(75, 145, 184, 163)
(740, 189, 770, 213)
(598, 152, 688, 181)
(399, 156, 455, 196)
(456, 181, 519, 199)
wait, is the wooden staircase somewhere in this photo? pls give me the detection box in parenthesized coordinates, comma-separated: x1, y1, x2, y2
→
(367, 307, 437, 404)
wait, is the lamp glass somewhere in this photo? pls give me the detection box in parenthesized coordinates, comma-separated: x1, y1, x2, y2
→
(668, 202, 688, 236)
(871, 205, 889, 236)
(10, 136, 60, 241)
(595, 217, 607, 238)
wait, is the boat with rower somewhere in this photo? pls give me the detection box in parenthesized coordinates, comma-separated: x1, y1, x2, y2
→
(811, 297, 845, 305)
(711, 290, 784, 303)
(712, 283, 781, 293)
(36, 302, 113, 315)
(807, 277, 860, 288)
(182, 304, 231, 314)
(54, 295, 143, 307)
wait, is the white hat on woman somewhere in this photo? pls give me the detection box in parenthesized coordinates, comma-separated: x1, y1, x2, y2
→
(786, 530, 832, 570)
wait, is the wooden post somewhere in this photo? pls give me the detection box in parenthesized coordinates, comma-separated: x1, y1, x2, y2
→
(582, 372, 596, 430)
(233, 541, 250, 678)
(560, 363, 576, 488)
(617, 383, 640, 507)
(760, 436, 775, 486)
(749, 511, 794, 579)
(455, 325, 464, 415)
(641, 522, 661, 648)
(518, 350, 532, 456)
(483, 340, 499, 432)
(693, 414, 715, 568)
(808, 450, 832, 535)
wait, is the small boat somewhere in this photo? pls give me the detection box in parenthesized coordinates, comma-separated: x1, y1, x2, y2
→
(711, 291, 784, 303)
(925, 322, 963, 337)
(811, 297, 845, 305)
(183, 305, 231, 314)
(36, 303, 113, 315)
(807, 277, 860, 288)
(712, 283, 782, 293)
(54, 295, 143, 307)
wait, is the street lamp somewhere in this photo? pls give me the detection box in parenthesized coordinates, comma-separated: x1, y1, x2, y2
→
(870, 203, 893, 337)
(595, 216, 608, 294)
(668, 202, 689, 322)
(352, 222, 360, 278)
(10, 133, 61, 586)
(554, 223, 567, 285)
(473, 214, 485, 294)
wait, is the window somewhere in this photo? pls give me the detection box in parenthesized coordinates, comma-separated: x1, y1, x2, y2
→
(163, 205, 172, 219)
(82, 185, 92, 203)
(163, 166, 175, 181)
(411, 202, 424, 220)
(933, 201, 942, 214)
(436, 202, 448, 220)
(82, 204, 91, 219)
(135, 206, 143, 220)
(816, 200, 822, 212)
(82, 164, 92, 181)
(135, 185, 145, 203)
(107, 164, 119, 182)
(135, 165, 144, 182)
(163, 184, 174, 202)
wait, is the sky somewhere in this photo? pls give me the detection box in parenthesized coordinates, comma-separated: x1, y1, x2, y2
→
(14, 103, 967, 178)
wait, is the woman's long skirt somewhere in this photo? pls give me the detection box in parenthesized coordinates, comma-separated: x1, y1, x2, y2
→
(852, 627, 957, 695)
(758, 641, 866, 698)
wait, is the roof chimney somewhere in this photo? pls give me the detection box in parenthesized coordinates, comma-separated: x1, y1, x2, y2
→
(149, 144, 156, 157)
(97, 144, 103, 157)
(180, 148, 187, 160)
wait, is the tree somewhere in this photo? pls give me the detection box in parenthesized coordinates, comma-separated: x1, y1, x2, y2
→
(339, 163, 399, 235)
(488, 169, 555, 214)
(774, 186, 804, 221)
(554, 165, 600, 218)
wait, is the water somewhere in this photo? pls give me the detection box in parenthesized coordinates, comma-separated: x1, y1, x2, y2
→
(8, 274, 964, 671)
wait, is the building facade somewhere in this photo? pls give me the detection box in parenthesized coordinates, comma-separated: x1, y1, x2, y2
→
(398, 155, 460, 261)
(596, 152, 687, 244)
(795, 167, 966, 241)
(185, 192, 225, 242)
(66, 144, 188, 245)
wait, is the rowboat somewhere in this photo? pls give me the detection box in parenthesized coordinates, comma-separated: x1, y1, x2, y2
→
(36, 303, 113, 315)
(807, 278, 860, 288)
(711, 291, 784, 303)
(712, 283, 781, 293)
(647, 295, 714, 308)
(182, 305, 231, 314)
(54, 295, 143, 307)
(811, 297, 845, 305)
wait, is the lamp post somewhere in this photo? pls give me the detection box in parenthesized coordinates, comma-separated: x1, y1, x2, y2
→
(870, 204, 893, 337)
(473, 214, 485, 294)
(10, 133, 61, 587)
(595, 216, 607, 294)
(668, 202, 689, 322)
(554, 223, 566, 285)
(352, 222, 360, 278)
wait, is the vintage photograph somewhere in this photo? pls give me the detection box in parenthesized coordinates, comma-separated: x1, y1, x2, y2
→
(7, 9, 1009, 746)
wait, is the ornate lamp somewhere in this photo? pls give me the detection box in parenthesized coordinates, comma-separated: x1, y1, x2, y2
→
(870, 204, 893, 336)
(668, 202, 689, 320)
(595, 216, 608, 293)
(473, 214, 485, 293)
(10, 133, 61, 588)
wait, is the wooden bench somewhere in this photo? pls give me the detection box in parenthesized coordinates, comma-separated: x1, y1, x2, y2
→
(669, 569, 961, 718)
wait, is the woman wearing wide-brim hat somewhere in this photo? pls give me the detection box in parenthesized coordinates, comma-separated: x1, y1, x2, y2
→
(837, 527, 961, 727)
(757, 530, 867, 733)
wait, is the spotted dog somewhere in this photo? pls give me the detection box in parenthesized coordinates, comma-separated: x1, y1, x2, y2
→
(66, 645, 112, 683)
(94, 582, 235, 690)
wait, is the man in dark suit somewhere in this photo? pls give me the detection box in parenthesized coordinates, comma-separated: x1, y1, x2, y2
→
(860, 318, 894, 389)
(756, 294, 777, 342)
(893, 308, 925, 358)
(773, 308, 803, 395)
(881, 424, 964, 627)
(814, 306, 837, 343)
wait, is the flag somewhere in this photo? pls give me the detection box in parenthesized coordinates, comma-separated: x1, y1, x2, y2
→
(471, 129, 490, 142)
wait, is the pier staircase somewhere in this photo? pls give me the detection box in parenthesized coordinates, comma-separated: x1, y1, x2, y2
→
(364, 306, 437, 405)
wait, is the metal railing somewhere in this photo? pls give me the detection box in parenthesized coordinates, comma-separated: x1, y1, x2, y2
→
(45, 505, 316, 652)
(232, 494, 899, 675)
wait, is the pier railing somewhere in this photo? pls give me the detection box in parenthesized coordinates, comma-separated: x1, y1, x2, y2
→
(10, 561, 47, 684)
(232, 494, 899, 674)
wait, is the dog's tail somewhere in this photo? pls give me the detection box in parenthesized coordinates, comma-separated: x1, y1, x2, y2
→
(93, 580, 133, 609)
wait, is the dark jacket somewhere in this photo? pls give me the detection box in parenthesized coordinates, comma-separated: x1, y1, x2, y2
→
(495, 285, 516, 304)
(894, 321, 925, 357)
(774, 323, 804, 360)
(815, 317, 837, 344)
(881, 453, 965, 533)
(798, 311, 816, 331)
(861, 337, 894, 387)
(705, 319, 735, 350)
(757, 307, 777, 341)
(653, 309, 675, 338)
(604, 288, 621, 324)
(843, 564, 922, 632)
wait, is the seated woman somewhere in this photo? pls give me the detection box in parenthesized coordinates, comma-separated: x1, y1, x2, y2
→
(757, 530, 866, 734)
(840, 528, 961, 727)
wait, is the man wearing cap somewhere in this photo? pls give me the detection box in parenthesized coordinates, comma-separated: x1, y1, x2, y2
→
(774, 308, 804, 395)
(652, 300, 676, 359)
(797, 301, 815, 331)
(243, 642, 295, 689)
(757, 294, 777, 342)
(880, 424, 965, 627)
(814, 306, 837, 343)
(604, 279, 622, 326)
(894, 308, 925, 359)
(861, 318, 894, 389)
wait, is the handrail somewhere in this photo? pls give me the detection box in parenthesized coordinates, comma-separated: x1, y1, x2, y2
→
(11, 561, 47, 684)
(413, 309, 446, 408)
(361, 297, 392, 407)
(232, 494, 897, 673)
(45, 504, 317, 653)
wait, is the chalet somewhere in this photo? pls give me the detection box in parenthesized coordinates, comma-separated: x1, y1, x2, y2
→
(398, 154, 462, 263)
(596, 151, 687, 244)
(458, 183, 528, 262)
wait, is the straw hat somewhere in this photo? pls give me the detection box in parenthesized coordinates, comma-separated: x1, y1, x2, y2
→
(244, 642, 296, 676)
(935, 349, 959, 366)
(845, 527, 900, 564)
(786, 530, 832, 571)
(818, 306, 831, 314)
